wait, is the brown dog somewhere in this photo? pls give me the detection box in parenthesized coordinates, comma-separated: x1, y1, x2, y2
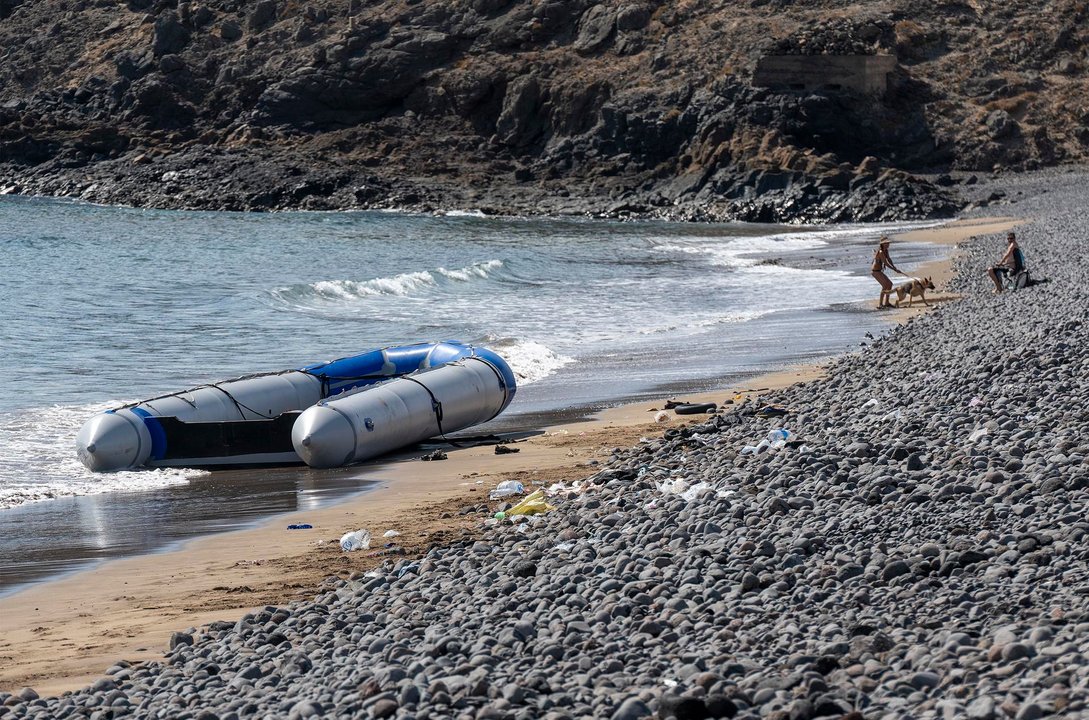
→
(894, 276, 936, 307)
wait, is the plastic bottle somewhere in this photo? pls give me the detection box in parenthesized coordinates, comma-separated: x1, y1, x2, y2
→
(339, 529, 372, 552)
(766, 429, 791, 448)
(489, 480, 525, 500)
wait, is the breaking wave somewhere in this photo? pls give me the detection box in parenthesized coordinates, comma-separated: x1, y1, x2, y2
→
(485, 338, 574, 385)
(0, 403, 203, 511)
(267, 260, 505, 308)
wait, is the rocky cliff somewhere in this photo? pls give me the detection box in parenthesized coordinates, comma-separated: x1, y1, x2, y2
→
(1, 0, 1086, 221)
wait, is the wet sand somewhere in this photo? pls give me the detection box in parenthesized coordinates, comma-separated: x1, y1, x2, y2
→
(0, 216, 1017, 696)
(0, 370, 815, 696)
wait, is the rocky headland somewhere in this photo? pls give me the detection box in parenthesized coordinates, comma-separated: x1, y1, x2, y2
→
(3, 0, 1088, 220)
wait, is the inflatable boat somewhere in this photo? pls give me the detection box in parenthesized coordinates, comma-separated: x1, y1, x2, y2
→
(75, 341, 516, 471)
(294, 355, 514, 468)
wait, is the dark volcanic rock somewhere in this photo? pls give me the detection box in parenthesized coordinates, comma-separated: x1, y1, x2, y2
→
(152, 12, 189, 56)
(3, 0, 1083, 218)
(575, 4, 616, 54)
(495, 75, 545, 147)
(247, 0, 277, 30)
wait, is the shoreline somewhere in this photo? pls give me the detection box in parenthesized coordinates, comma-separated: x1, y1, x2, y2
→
(0, 364, 825, 696)
(0, 215, 1016, 696)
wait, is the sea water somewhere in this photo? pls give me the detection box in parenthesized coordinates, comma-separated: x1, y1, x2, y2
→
(0, 196, 943, 588)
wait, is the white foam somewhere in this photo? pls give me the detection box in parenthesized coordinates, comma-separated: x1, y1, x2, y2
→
(705, 235, 829, 268)
(651, 234, 828, 269)
(651, 243, 709, 255)
(0, 403, 203, 511)
(359, 270, 437, 296)
(272, 259, 505, 307)
(489, 339, 574, 385)
(436, 259, 503, 282)
(634, 309, 774, 336)
(441, 209, 488, 218)
(769, 220, 940, 243)
(651, 220, 940, 270)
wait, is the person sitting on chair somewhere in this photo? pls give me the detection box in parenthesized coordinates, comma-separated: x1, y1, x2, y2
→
(987, 232, 1024, 293)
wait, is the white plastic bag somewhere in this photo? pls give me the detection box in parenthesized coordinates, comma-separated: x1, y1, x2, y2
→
(339, 529, 371, 552)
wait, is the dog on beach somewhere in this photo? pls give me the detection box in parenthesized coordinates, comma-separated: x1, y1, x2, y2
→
(894, 276, 936, 307)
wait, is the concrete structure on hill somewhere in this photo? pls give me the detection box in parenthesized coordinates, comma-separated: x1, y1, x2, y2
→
(753, 55, 898, 96)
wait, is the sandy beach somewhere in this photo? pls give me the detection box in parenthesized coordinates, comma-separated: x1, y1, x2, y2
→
(0, 215, 1017, 697)
(0, 367, 824, 697)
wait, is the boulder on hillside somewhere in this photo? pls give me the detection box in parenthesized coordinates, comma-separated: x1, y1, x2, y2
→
(496, 76, 545, 147)
(252, 44, 444, 128)
(153, 12, 189, 56)
(986, 109, 1018, 140)
(575, 4, 615, 54)
(220, 19, 242, 41)
(616, 4, 651, 31)
(119, 76, 196, 129)
(248, 0, 277, 30)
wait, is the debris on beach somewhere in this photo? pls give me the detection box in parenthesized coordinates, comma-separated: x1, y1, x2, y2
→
(506, 489, 554, 517)
(656, 477, 713, 501)
(545, 480, 588, 496)
(672, 402, 717, 415)
(488, 480, 525, 500)
(338, 529, 371, 552)
(740, 428, 793, 455)
(755, 404, 789, 417)
(420, 449, 448, 461)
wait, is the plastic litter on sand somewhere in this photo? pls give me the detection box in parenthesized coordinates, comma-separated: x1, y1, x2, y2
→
(339, 529, 371, 552)
(507, 489, 555, 517)
(489, 480, 526, 500)
(968, 427, 990, 442)
(740, 428, 792, 455)
(656, 477, 714, 502)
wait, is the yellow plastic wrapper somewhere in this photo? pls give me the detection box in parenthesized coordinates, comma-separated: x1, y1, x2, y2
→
(506, 489, 555, 517)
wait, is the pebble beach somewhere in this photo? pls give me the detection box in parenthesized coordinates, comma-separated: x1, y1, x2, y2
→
(2, 170, 1087, 719)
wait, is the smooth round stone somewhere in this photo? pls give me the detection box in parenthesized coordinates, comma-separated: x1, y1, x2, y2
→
(909, 671, 940, 690)
(967, 695, 996, 720)
(1002, 643, 1034, 661)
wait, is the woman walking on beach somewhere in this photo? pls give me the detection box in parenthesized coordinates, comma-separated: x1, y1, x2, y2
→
(871, 236, 903, 309)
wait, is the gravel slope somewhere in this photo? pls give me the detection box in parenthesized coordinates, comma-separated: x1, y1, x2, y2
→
(2, 171, 1087, 719)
